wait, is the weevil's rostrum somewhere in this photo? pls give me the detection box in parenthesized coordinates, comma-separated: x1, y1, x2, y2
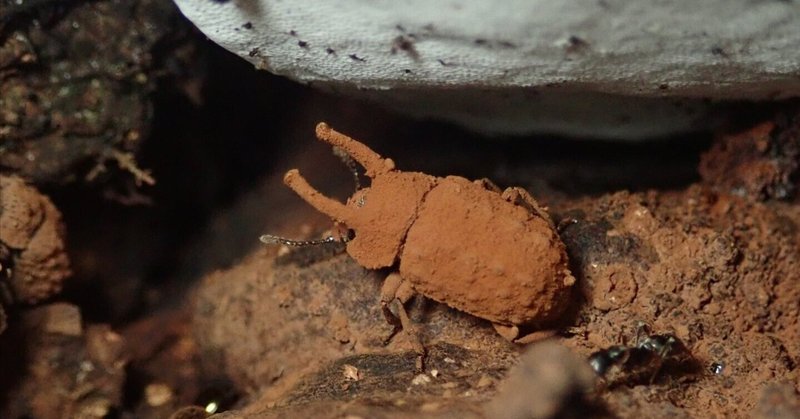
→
(271, 123, 575, 356)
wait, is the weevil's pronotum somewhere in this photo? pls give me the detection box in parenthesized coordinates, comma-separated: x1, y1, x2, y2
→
(262, 123, 576, 370)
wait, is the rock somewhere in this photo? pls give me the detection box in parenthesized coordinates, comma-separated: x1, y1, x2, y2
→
(174, 0, 800, 138)
(37, 303, 83, 337)
(699, 111, 800, 202)
(0, 306, 127, 418)
(0, 0, 186, 183)
(484, 341, 595, 419)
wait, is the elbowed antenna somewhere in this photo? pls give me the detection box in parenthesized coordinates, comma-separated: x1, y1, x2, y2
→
(315, 123, 395, 177)
(283, 169, 353, 224)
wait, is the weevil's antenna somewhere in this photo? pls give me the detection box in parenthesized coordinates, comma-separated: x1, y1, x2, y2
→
(260, 224, 353, 247)
(260, 234, 340, 247)
(333, 146, 361, 192)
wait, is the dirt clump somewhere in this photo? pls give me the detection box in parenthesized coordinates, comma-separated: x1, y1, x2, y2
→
(0, 175, 70, 309)
(699, 112, 800, 201)
(0, 0, 188, 185)
(485, 340, 596, 419)
(121, 309, 209, 418)
(752, 383, 800, 419)
(0, 303, 126, 418)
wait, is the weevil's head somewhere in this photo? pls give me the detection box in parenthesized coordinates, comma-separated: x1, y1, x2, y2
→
(283, 123, 435, 269)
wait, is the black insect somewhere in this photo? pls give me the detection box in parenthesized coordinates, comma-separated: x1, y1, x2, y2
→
(588, 345, 629, 376)
(588, 323, 690, 386)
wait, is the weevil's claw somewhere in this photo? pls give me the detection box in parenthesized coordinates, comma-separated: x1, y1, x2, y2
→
(382, 326, 402, 346)
(381, 301, 403, 345)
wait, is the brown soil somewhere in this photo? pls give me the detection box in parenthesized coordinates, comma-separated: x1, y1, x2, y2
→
(187, 117, 800, 418)
(0, 1, 799, 418)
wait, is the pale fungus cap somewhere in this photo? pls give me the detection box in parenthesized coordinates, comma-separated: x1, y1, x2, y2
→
(174, 0, 800, 139)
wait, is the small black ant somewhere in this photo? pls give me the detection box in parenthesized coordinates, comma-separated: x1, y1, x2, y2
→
(588, 323, 689, 386)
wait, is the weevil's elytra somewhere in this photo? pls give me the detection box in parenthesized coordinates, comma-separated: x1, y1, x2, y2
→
(268, 123, 575, 368)
(399, 175, 574, 327)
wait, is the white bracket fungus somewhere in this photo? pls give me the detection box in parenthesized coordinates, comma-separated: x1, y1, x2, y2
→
(174, 0, 800, 139)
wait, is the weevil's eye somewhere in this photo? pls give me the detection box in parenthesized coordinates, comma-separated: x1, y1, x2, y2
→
(346, 229, 356, 241)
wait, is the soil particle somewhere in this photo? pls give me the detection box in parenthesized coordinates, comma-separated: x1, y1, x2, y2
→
(121, 309, 207, 418)
(752, 382, 800, 419)
(484, 341, 596, 419)
(0, 303, 127, 418)
(0, 175, 70, 305)
(699, 112, 800, 202)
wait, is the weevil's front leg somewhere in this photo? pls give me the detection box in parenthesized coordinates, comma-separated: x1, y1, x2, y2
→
(492, 323, 520, 341)
(502, 187, 555, 227)
(380, 273, 405, 343)
(380, 272, 426, 371)
(474, 178, 502, 193)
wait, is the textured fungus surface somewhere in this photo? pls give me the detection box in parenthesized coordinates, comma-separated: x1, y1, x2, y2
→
(173, 0, 800, 137)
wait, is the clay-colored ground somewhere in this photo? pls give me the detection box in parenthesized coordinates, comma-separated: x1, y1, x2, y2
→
(1, 1, 799, 418)
(186, 116, 800, 418)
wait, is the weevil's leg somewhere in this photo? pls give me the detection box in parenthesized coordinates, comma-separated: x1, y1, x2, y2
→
(492, 323, 520, 341)
(380, 272, 425, 371)
(474, 178, 502, 193)
(380, 273, 417, 344)
(514, 329, 560, 345)
(501, 187, 555, 227)
(380, 273, 405, 343)
(395, 295, 426, 372)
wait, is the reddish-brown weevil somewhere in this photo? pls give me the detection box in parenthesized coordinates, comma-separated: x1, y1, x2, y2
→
(262, 123, 575, 370)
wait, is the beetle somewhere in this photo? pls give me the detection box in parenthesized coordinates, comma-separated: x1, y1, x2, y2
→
(262, 123, 575, 370)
